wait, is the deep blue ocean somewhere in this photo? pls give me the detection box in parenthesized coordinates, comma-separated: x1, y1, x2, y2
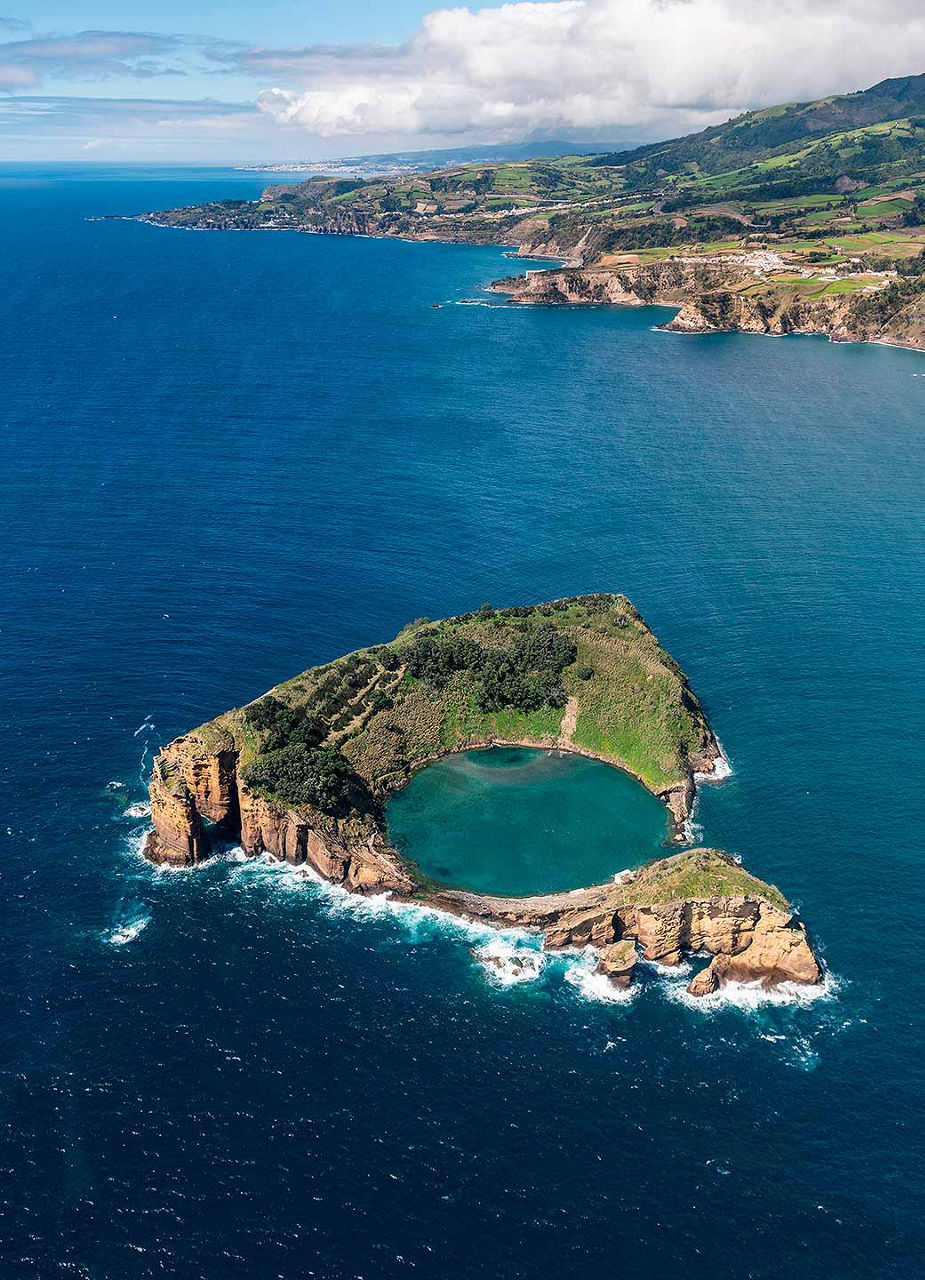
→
(1, 164, 924, 1278)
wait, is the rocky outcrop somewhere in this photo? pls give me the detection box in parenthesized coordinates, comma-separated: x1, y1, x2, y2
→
(686, 906, 824, 994)
(144, 729, 237, 865)
(434, 848, 822, 996)
(145, 762, 207, 866)
(495, 258, 925, 351)
(595, 939, 637, 988)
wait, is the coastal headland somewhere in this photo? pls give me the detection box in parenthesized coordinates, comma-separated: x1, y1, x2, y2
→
(135, 74, 925, 351)
(145, 595, 822, 998)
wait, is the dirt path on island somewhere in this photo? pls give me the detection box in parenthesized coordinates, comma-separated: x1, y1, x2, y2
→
(558, 696, 578, 746)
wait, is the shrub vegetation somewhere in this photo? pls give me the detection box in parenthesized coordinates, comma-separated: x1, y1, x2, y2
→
(208, 595, 715, 819)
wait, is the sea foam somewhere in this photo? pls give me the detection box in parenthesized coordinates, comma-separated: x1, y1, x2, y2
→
(150, 849, 837, 1015)
(473, 937, 546, 985)
(695, 746, 733, 783)
(226, 855, 640, 1002)
(662, 967, 840, 1012)
(562, 950, 637, 1005)
(104, 906, 151, 946)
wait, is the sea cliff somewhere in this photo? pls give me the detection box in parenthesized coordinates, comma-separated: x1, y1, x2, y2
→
(493, 257, 925, 349)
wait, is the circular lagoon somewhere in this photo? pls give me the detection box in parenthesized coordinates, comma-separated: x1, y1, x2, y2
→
(386, 746, 668, 897)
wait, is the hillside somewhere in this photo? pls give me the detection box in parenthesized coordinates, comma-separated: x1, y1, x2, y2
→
(137, 73, 925, 349)
(594, 74, 925, 182)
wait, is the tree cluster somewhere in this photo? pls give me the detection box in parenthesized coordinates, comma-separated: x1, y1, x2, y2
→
(401, 621, 578, 713)
(241, 745, 374, 818)
(243, 695, 326, 752)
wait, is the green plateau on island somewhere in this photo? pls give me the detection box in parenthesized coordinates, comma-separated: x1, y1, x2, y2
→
(138, 72, 925, 350)
(146, 595, 822, 998)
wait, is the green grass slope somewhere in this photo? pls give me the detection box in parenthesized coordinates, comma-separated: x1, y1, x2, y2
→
(594, 73, 925, 180)
(194, 595, 717, 822)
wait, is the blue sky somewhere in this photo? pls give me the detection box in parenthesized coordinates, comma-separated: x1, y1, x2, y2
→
(17, 2, 441, 46)
(3, 1, 925, 163)
(0, 1, 456, 160)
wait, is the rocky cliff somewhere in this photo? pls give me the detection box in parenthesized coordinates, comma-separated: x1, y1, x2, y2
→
(436, 848, 822, 996)
(495, 258, 925, 349)
(495, 258, 752, 307)
(145, 726, 415, 891)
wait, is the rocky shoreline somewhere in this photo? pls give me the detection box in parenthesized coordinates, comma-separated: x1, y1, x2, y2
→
(132, 196, 925, 351)
(491, 257, 925, 350)
(145, 723, 821, 999)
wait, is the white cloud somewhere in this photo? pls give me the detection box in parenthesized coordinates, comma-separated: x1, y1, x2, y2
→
(0, 28, 241, 92)
(254, 0, 925, 140)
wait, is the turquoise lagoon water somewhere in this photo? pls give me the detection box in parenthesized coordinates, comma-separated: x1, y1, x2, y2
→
(1, 165, 924, 1278)
(387, 747, 668, 895)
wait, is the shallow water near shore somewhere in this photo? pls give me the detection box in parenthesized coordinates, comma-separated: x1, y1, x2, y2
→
(2, 164, 925, 1278)
(387, 746, 668, 895)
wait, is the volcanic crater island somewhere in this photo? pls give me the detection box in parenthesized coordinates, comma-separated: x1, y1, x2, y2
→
(146, 595, 822, 998)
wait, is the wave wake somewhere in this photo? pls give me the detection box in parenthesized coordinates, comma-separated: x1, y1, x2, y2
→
(103, 905, 151, 946)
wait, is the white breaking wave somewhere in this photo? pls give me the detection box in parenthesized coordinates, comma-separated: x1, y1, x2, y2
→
(662, 967, 840, 1012)
(141, 849, 837, 1017)
(227, 855, 637, 1002)
(561, 949, 637, 1005)
(695, 745, 733, 783)
(128, 827, 221, 873)
(122, 802, 150, 820)
(640, 956, 695, 977)
(104, 908, 151, 946)
(474, 937, 546, 985)
(229, 853, 538, 951)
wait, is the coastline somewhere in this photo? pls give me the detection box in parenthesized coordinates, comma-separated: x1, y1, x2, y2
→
(126, 209, 925, 352)
(143, 758, 822, 1002)
(489, 261, 925, 353)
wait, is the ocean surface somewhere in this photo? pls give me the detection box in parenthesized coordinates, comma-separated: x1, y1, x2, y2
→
(388, 747, 668, 895)
(1, 164, 924, 1279)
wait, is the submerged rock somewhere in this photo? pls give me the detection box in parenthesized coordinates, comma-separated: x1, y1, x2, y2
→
(474, 942, 544, 984)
